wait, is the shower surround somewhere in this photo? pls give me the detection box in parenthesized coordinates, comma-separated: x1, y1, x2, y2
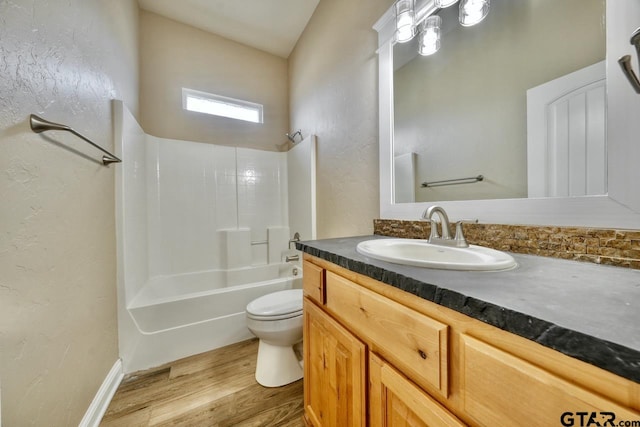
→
(114, 101, 304, 372)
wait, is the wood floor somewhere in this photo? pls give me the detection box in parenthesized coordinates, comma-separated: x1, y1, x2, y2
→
(101, 339, 305, 426)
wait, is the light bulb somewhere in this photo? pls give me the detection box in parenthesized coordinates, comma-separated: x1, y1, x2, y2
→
(435, 0, 458, 8)
(395, 0, 416, 43)
(459, 0, 490, 27)
(418, 15, 441, 56)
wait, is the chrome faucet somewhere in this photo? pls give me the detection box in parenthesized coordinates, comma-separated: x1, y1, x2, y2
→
(421, 205, 477, 248)
(286, 232, 301, 262)
(423, 206, 452, 240)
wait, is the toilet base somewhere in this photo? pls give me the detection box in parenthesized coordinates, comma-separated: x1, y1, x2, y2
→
(255, 340, 303, 387)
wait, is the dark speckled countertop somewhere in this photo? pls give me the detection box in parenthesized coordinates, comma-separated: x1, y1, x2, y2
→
(297, 235, 640, 384)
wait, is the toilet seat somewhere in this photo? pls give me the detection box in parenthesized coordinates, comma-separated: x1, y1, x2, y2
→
(247, 309, 302, 321)
(246, 289, 303, 321)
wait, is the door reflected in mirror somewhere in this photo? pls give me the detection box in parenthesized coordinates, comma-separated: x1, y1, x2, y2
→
(393, 0, 606, 203)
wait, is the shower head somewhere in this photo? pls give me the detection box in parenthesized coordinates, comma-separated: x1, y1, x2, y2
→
(286, 130, 302, 143)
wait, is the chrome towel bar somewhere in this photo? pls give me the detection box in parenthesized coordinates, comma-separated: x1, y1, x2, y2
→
(29, 114, 122, 166)
(421, 175, 484, 188)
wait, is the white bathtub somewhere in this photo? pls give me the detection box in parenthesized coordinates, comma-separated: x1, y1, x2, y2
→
(123, 263, 302, 372)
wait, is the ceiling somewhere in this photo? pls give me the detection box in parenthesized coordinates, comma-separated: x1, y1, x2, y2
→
(137, 0, 320, 58)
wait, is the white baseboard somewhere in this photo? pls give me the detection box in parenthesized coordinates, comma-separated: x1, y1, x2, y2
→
(79, 359, 123, 427)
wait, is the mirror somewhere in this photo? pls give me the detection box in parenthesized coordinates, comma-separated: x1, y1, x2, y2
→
(375, 0, 640, 227)
(392, 0, 605, 203)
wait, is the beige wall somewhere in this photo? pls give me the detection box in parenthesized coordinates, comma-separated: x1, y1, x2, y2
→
(0, 0, 139, 425)
(139, 11, 289, 151)
(289, 0, 394, 238)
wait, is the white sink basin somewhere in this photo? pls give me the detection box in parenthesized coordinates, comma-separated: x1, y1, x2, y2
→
(356, 238, 517, 271)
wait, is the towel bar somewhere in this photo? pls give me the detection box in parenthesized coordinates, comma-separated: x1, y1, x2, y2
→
(421, 175, 484, 188)
(30, 114, 121, 166)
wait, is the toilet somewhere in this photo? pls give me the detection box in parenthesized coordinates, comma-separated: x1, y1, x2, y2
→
(246, 289, 304, 387)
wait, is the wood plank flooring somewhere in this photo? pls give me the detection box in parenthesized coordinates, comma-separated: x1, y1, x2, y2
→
(101, 339, 305, 426)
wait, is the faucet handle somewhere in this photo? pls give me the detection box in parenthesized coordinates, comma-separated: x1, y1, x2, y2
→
(289, 232, 301, 249)
(454, 219, 478, 247)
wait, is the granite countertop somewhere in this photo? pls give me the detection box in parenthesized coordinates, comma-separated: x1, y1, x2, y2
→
(297, 235, 640, 384)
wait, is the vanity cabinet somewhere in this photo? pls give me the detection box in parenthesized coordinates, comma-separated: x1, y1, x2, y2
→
(302, 254, 640, 427)
(303, 296, 366, 427)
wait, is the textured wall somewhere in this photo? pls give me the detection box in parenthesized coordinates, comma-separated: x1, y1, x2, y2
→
(288, 0, 394, 238)
(0, 0, 139, 425)
(139, 11, 290, 152)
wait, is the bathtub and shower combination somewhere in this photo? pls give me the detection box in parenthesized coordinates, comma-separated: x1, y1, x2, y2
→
(114, 101, 314, 372)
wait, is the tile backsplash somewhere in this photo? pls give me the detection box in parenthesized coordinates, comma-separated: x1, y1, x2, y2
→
(374, 220, 640, 270)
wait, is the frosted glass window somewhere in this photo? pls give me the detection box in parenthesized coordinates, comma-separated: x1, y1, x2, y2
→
(182, 88, 263, 123)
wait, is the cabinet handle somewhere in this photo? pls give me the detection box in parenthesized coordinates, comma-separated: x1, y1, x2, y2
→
(418, 349, 428, 359)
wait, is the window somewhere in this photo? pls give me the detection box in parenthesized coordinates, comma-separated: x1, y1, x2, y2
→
(182, 88, 263, 124)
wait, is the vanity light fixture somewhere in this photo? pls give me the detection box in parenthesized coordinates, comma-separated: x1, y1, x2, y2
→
(395, 0, 416, 43)
(459, 0, 490, 27)
(393, 0, 489, 56)
(418, 16, 442, 56)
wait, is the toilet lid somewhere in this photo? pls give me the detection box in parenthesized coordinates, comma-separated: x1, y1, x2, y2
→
(246, 289, 303, 318)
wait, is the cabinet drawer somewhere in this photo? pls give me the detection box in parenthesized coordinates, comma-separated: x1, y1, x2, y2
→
(325, 271, 448, 397)
(303, 260, 325, 305)
(461, 334, 640, 427)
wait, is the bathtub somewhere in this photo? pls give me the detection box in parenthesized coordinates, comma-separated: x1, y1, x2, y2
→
(123, 263, 302, 372)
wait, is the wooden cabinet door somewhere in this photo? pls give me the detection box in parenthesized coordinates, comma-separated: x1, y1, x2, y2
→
(460, 334, 640, 427)
(370, 353, 466, 427)
(303, 298, 366, 427)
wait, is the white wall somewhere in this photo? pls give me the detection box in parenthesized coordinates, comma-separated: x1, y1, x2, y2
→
(145, 137, 289, 278)
(115, 101, 148, 304)
(237, 148, 289, 261)
(607, 0, 640, 213)
(0, 1, 139, 425)
(117, 117, 290, 291)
